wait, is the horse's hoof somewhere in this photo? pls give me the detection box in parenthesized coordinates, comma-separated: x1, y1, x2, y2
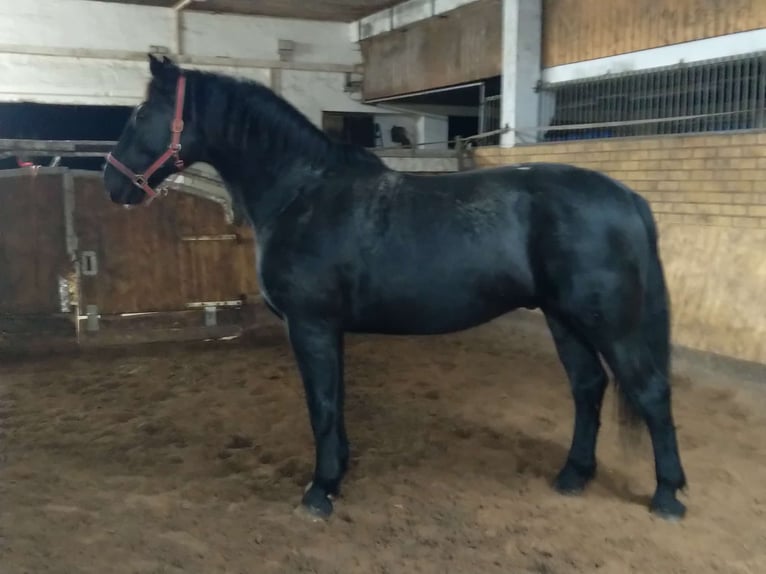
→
(299, 484, 334, 520)
(650, 490, 686, 522)
(293, 503, 330, 523)
(553, 463, 593, 495)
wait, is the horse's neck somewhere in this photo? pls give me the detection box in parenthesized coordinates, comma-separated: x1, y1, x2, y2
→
(192, 84, 371, 228)
(202, 136, 320, 232)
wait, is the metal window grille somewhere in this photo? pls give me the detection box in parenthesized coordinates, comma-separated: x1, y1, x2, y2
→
(536, 51, 766, 143)
(479, 94, 502, 145)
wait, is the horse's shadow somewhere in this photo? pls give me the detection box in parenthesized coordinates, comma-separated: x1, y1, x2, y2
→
(239, 329, 651, 511)
(30, 332, 650, 513)
(341, 376, 650, 511)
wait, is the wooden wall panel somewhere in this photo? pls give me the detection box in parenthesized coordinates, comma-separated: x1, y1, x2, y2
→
(73, 176, 259, 315)
(174, 192, 259, 306)
(361, 0, 502, 100)
(543, 0, 766, 67)
(0, 174, 70, 315)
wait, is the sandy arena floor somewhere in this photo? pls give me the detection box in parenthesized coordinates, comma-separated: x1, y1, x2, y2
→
(1, 314, 765, 574)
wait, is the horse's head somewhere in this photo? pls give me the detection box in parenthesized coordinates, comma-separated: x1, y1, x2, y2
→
(103, 54, 201, 206)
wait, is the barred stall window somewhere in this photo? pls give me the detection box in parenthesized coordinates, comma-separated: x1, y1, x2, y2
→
(537, 51, 766, 143)
(478, 95, 502, 145)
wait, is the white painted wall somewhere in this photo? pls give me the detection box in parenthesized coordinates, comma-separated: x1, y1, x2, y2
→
(418, 116, 449, 149)
(541, 28, 766, 84)
(0, 54, 273, 106)
(370, 111, 450, 150)
(0, 0, 361, 64)
(182, 11, 361, 65)
(0, 1, 172, 53)
(351, 0, 482, 41)
(0, 0, 384, 127)
(281, 70, 381, 128)
(373, 113, 418, 147)
(500, 0, 542, 147)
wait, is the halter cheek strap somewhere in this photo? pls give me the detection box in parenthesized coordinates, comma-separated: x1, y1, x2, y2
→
(106, 74, 187, 203)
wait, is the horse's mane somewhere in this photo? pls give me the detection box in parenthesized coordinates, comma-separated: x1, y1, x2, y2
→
(160, 68, 384, 172)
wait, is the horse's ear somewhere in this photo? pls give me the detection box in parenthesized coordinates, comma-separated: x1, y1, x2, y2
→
(148, 53, 164, 77)
(148, 53, 179, 81)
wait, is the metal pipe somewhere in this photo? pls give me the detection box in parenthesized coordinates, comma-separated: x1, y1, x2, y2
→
(478, 82, 486, 134)
(172, 0, 192, 56)
(173, 0, 207, 54)
(363, 82, 484, 104)
(173, 0, 194, 10)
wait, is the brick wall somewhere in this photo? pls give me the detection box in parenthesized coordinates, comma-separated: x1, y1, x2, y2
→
(473, 132, 766, 365)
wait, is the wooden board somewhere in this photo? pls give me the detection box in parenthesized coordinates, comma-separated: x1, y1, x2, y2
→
(543, 0, 766, 67)
(0, 173, 71, 315)
(360, 0, 502, 100)
(174, 192, 260, 306)
(72, 176, 259, 315)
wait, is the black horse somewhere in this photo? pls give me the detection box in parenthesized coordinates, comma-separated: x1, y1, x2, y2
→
(103, 55, 687, 521)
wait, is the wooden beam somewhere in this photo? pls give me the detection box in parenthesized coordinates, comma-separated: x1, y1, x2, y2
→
(360, 0, 501, 100)
(0, 43, 362, 74)
(0, 139, 115, 156)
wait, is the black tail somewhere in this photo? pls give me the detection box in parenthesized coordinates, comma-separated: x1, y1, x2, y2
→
(633, 193, 672, 378)
(613, 195, 673, 443)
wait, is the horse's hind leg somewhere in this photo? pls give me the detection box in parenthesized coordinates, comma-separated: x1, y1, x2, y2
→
(545, 313, 609, 494)
(599, 333, 687, 520)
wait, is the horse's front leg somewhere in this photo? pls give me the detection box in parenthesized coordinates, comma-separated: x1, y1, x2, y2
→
(286, 317, 348, 519)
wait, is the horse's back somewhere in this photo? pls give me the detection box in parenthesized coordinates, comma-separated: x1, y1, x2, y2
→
(393, 161, 657, 331)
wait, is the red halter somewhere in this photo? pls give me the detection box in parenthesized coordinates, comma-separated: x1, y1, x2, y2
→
(106, 75, 187, 203)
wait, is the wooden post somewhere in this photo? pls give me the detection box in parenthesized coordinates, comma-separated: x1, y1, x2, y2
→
(455, 136, 465, 171)
(270, 68, 283, 95)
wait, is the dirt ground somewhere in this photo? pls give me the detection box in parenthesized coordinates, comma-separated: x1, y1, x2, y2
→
(1, 313, 765, 574)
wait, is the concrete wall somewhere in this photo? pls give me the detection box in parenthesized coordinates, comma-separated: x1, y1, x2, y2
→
(418, 116, 450, 149)
(474, 133, 766, 366)
(279, 70, 375, 129)
(500, 0, 541, 146)
(352, 0, 482, 41)
(369, 111, 450, 150)
(0, 0, 380, 126)
(374, 113, 420, 148)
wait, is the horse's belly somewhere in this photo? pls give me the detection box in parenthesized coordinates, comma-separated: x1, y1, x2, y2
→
(347, 308, 515, 335)
(346, 279, 535, 335)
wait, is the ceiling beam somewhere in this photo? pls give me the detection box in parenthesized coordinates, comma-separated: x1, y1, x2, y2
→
(92, 1, 403, 22)
(0, 43, 361, 74)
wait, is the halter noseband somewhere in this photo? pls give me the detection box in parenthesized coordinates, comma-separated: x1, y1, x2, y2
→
(106, 74, 187, 203)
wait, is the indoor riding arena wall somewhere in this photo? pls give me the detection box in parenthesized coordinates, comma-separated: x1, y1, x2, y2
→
(474, 132, 766, 366)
